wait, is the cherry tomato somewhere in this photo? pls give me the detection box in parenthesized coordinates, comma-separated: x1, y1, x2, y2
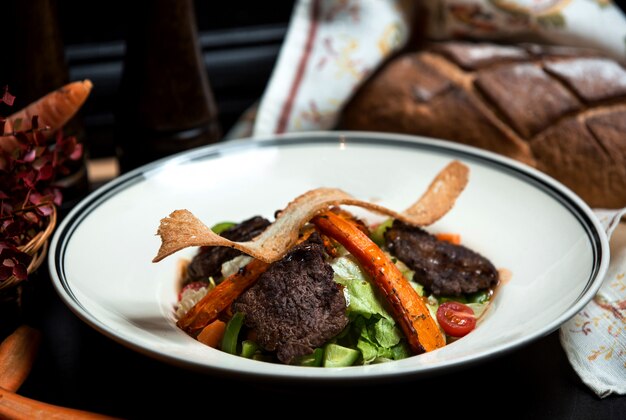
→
(436, 301, 476, 337)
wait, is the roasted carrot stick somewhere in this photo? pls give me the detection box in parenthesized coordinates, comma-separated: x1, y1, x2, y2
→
(177, 258, 269, 334)
(0, 325, 41, 393)
(3, 80, 93, 136)
(312, 211, 445, 354)
(196, 320, 227, 348)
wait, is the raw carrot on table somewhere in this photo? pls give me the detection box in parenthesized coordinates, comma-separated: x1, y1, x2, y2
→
(0, 325, 41, 393)
(0, 389, 115, 420)
(312, 210, 446, 354)
(0, 325, 114, 419)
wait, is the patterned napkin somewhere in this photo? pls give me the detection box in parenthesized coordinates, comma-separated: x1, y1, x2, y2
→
(560, 209, 626, 398)
(423, 0, 626, 59)
(253, 0, 626, 137)
(249, 0, 626, 397)
(253, 0, 415, 136)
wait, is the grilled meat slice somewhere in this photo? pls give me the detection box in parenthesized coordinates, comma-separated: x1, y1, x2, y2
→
(233, 234, 348, 364)
(185, 216, 270, 283)
(385, 220, 498, 296)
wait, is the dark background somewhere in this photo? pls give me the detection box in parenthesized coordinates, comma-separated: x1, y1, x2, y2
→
(2, 0, 297, 159)
(4, 0, 626, 160)
(58, 0, 297, 158)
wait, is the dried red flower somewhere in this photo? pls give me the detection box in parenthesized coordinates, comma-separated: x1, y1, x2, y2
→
(0, 87, 82, 283)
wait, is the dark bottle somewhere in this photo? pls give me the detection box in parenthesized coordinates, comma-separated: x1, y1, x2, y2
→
(1, 0, 89, 213)
(3, 1, 68, 108)
(115, 0, 221, 172)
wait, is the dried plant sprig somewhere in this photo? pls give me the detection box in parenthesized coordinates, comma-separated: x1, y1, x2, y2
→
(0, 87, 83, 284)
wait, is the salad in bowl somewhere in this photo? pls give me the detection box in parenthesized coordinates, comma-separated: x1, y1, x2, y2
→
(153, 161, 501, 367)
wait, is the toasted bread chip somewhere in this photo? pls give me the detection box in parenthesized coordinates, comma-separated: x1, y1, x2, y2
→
(153, 160, 469, 263)
(402, 160, 469, 224)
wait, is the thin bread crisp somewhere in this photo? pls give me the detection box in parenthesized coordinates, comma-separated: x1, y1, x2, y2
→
(153, 160, 469, 263)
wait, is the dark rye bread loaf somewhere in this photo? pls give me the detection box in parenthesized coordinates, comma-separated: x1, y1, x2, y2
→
(341, 42, 626, 208)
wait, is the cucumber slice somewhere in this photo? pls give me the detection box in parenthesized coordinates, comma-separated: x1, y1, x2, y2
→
(240, 340, 259, 358)
(323, 343, 360, 367)
(297, 348, 324, 367)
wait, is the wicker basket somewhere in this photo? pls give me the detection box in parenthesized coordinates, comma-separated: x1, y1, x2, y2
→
(0, 206, 57, 294)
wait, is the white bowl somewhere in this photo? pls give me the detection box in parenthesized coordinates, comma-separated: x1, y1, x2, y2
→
(49, 131, 609, 381)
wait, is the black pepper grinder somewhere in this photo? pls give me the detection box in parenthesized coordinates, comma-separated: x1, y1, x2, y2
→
(3, 0, 68, 109)
(1, 0, 89, 213)
(115, 0, 221, 172)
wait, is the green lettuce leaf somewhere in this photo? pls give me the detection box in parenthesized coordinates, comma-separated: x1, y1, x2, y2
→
(372, 317, 401, 348)
(331, 255, 412, 364)
(331, 256, 393, 320)
(357, 338, 378, 363)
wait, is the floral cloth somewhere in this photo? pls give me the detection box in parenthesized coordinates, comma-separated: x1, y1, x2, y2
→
(253, 0, 414, 136)
(253, 0, 626, 137)
(423, 0, 626, 59)
(560, 208, 626, 398)
(249, 0, 626, 397)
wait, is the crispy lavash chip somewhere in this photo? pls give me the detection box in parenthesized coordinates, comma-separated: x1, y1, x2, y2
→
(153, 160, 469, 264)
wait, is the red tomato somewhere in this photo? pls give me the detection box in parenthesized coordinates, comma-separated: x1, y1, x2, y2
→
(436, 301, 476, 337)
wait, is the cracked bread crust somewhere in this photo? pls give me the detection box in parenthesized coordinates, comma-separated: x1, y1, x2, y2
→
(341, 41, 626, 207)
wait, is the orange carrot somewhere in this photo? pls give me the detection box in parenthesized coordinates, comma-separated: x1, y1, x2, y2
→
(196, 320, 227, 348)
(3, 80, 92, 137)
(435, 233, 461, 245)
(0, 325, 41, 393)
(0, 325, 115, 419)
(0, 388, 116, 419)
(312, 211, 445, 354)
(177, 258, 269, 334)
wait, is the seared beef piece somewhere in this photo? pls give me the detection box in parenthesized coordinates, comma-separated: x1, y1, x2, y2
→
(385, 220, 498, 296)
(233, 234, 348, 364)
(185, 216, 270, 283)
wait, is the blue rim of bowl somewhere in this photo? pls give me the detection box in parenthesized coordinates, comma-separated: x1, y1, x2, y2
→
(48, 131, 610, 381)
